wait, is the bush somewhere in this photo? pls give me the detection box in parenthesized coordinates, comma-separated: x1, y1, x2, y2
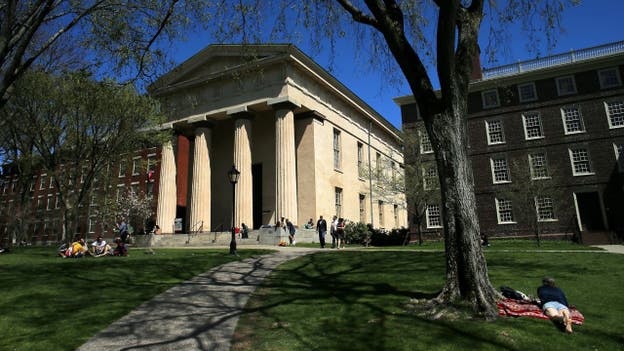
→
(345, 222, 372, 246)
(370, 227, 408, 246)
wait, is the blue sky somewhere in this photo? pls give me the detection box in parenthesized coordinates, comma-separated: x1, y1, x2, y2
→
(170, 0, 624, 130)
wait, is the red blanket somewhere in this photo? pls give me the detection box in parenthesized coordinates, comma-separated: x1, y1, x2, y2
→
(497, 298, 584, 325)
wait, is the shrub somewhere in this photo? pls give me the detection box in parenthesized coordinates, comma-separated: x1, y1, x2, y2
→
(345, 222, 372, 246)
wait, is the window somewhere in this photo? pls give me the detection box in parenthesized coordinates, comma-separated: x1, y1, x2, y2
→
(486, 120, 505, 145)
(522, 112, 544, 140)
(598, 68, 622, 89)
(376, 153, 382, 180)
(37, 196, 44, 210)
(569, 148, 593, 176)
(481, 89, 500, 109)
(394, 205, 399, 228)
(357, 142, 364, 178)
(89, 217, 96, 234)
(614, 143, 624, 173)
(496, 198, 515, 224)
(49, 176, 55, 189)
(535, 197, 556, 221)
(147, 154, 157, 172)
(605, 101, 624, 129)
(335, 187, 343, 218)
(46, 195, 53, 210)
(132, 157, 141, 176)
(55, 194, 60, 209)
(39, 175, 47, 190)
(561, 106, 585, 134)
(419, 130, 433, 154)
(116, 184, 125, 201)
(423, 164, 438, 190)
(556, 76, 577, 96)
(490, 157, 511, 183)
(528, 153, 549, 179)
(333, 129, 341, 170)
(130, 182, 140, 195)
(517, 82, 538, 102)
(426, 204, 442, 228)
(118, 160, 127, 177)
(359, 194, 366, 223)
(378, 201, 384, 227)
(391, 162, 396, 183)
(146, 182, 154, 195)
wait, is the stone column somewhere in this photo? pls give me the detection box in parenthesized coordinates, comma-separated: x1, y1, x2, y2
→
(274, 106, 298, 225)
(157, 138, 177, 233)
(233, 117, 253, 228)
(189, 127, 211, 232)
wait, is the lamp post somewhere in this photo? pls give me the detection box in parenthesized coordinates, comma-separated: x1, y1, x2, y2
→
(228, 165, 240, 255)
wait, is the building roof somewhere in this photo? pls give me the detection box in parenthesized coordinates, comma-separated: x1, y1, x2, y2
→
(148, 44, 402, 140)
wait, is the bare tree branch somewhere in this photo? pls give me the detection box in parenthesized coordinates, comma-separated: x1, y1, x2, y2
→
(335, 0, 380, 28)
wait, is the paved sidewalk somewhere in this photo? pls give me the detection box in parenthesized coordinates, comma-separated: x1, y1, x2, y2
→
(592, 244, 624, 254)
(78, 248, 318, 351)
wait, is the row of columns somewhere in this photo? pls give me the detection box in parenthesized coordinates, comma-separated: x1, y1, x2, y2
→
(156, 102, 300, 233)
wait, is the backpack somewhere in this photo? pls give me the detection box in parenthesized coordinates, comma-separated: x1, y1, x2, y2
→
(500, 286, 529, 301)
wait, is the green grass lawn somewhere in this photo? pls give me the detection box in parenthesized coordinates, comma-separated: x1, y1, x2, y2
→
(232, 250, 624, 351)
(0, 247, 272, 351)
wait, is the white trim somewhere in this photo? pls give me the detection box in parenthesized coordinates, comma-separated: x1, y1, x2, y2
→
(605, 101, 624, 129)
(132, 156, 142, 176)
(528, 153, 550, 180)
(490, 157, 511, 184)
(568, 148, 594, 176)
(517, 82, 538, 102)
(614, 143, 624, 173)
(555, 75, 577, 96)
(495, 198, 516, 224)
(485, 120, 505, 145)
(522, 112, 544, 140)
(481, 89, 500, 109)
(598, 67, 622, 89)
(561, 105, 585, 135)
(418, 130, 433, 154)
(425, 204, 443, 229)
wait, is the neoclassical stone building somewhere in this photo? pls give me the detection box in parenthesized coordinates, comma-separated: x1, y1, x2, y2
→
(149, 44, 406, 234)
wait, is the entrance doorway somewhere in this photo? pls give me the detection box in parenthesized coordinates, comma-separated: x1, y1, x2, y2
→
(575, 192, 606, 231)
(252, 163, 263, 229)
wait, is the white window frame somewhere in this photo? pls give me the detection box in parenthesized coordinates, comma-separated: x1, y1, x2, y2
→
(55, 194, 60, 209)
(517, 82, 538, 102)
(495, 198, 516, 224)
(378, 200, 384, 227)
(130, 181, 140, 195)
(535, 197, 557, 222)
(419, 130, 433, 154)
(39, 174, 47, 190)
(556, 75, 577, 96)
(605, 101, 624, 129)
(598, 67, 622, 89)
(422, 164, 438, 190)
(490, 157, 511, 184)
(485, 120, 505, 145)
(568, 148, 594, 176)
(481, 89, 500, 109)
(528, 153, 550, 180)
(522, 112, 544, 140)
(335, 187, 343, 218)
(118, 160, 127, 178)
(46, 194, 53, 211)
(561, 106, 585, 135)
(357, 142, 364, 179)
(132, 156, 141, 176)
(333, 129, 342, 171)
(614, 143, 624, 173)
(425, 204, 442, 228)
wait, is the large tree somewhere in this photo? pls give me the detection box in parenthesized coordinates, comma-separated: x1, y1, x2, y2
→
(0, 70, 167, 242)
(0, 0, 212, 107)
(205, 0, 574, 318)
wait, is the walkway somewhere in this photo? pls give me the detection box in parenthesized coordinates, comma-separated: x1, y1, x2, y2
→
(78, 247, 319, 351)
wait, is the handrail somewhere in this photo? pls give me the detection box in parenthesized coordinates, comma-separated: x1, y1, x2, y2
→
(481, 40, 624, 80)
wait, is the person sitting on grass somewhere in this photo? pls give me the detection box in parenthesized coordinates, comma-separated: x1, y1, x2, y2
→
(90, 236, 111, 257)
(61, 238, 88, 258)
(538, 277, 573, 333)
(112, 237, 128, 257)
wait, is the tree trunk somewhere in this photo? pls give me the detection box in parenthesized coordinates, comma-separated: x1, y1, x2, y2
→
(428, 104, 499, 318)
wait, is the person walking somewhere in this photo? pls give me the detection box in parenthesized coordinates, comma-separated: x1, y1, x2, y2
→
(316, 215, 328, 248)
(330, 215, 338, 248)
(286, 219, 296, 245)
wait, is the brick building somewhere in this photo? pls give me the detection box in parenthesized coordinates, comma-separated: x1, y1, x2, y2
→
(396, 41, 624, 244)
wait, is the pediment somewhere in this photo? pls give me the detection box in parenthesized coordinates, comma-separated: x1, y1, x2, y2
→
(150, 45, 292, 94)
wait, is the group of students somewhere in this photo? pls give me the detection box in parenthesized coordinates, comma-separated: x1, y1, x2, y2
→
(315, 215, 346, 249)
(58, 236, 128, 258)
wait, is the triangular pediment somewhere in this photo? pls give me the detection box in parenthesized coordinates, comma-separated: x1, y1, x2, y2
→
(149, 44, 293, 94)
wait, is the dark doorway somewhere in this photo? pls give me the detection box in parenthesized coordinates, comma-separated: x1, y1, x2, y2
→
(252, 163, 263, 229)
(576, 192, 605, 231)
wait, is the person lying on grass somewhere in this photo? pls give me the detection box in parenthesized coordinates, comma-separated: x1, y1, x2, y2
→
(538, 277, 573, 333)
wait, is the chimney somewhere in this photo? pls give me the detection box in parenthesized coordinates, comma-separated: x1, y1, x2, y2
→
(470, 44, 482, 81)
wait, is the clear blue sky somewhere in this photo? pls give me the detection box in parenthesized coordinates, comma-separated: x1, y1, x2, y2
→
(170, 0, 624, 130)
